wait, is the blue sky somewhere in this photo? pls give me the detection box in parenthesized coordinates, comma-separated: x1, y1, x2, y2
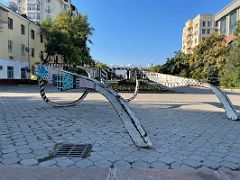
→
(2, 0, 233, 67)
(72, 0, 233, 67)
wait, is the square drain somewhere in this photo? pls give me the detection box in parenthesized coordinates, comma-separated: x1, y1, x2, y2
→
(53, 144, 92, 158)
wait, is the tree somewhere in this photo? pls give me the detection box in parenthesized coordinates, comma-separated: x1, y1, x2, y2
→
(40, 10, 94, 66)
(189, 33, 230, 84)
(157, 51, 190, 77)
(95, 63, 108, 70)
(220, 20, 240, 87)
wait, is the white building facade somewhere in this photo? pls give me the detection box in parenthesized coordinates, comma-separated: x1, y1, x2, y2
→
(11, 0, 76, 22)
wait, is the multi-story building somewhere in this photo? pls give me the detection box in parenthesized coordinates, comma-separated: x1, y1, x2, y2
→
(0, 2, 44, 79)
(182, 14, 217, 54)
(215, 0, 240, 37)
(10, 0, 77, 22)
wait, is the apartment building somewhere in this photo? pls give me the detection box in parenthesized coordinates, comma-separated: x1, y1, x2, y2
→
(215, 0, 240, 37)
(0, 2, 44, 79)
(182, 14, 217, 54)
(11, 0, 77, 22)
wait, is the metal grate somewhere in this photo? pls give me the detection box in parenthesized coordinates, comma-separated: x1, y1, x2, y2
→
(53, 144, 92, 158)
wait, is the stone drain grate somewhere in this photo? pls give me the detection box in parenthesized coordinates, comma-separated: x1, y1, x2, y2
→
(53, 144, 92, 158)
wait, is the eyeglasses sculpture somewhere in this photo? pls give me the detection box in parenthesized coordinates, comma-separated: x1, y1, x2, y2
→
(36, 65, 152, 148)
(36, 65, 239, 148)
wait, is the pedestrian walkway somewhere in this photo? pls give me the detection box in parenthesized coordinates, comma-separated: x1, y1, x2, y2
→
(0, 85, 240, 171)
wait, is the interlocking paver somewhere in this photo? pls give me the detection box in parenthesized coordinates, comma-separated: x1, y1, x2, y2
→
(113, 160, 131, 168)
(1, 86, 240, 170)
(20, 158, 38, 166)
(39, 160, 57, 167)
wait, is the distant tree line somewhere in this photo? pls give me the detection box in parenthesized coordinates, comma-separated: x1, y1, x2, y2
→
(147, 21, 240, 87)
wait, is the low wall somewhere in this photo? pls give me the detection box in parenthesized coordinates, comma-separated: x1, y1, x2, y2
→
(0, 79, 37, 85)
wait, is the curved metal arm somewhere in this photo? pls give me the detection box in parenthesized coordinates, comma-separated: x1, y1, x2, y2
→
(126, 79, 140, 102)
(145, 72, 239, 121)
(199, 82, 239, 121)
(38, 79, 88, 107)
(36, 66, 152, 147)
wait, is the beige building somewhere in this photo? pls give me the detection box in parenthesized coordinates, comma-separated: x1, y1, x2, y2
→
(215, 0, 240, 36)
(0, 2, 44, 79)
(182, 14, 217, 54)
(10, 0, 76, 22)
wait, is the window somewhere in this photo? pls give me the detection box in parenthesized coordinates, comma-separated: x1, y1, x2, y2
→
(18, 7, 22, 13)
(220, 18, 226, 34)
(207, 29, 211, 34)
(46, 0, 51, 3)
(37, 13, 40, 19)
(8, 40, 13, 53)
(230, 11, 237, 34)
(45, 6, 51, 13)
(202, 29, 206, 35)
(8, 17, 13, 30)
(63, 4, 69, 10)
(21, 24, 25, 35)
(37, 3, 40, 10)
(40, 34, 43, 43)
(31, 30, 35, 39)
(21, 68, 26, 79)
(54, 56, 59, 64)
(7, 66, 14, 79)
(207, 22, 212, 27)
(21, 44, 25, 55)
(202, 21, 206, 27)
(40, 51, 44, 60)
(31, 48, 35, 57)
(215, 21, 218, 27)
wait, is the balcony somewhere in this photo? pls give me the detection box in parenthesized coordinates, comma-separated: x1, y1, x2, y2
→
(0, 8, 8, 31)
(27, 0, 40, 3)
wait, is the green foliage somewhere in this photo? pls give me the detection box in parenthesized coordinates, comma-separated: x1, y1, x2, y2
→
(95, 63, 108, 70)
(147, 51, 190, 77)
(40, 11, 94, 66)
(189, 33, 230, 84)
(220, 45, 240, 87)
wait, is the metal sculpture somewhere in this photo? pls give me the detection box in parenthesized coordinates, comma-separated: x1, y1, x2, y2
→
(36, 65, 152, 148)
(145, 72, 239, 121)
(76, 65, 140, 102)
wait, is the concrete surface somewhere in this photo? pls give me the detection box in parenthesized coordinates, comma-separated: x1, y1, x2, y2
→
(0, 166, 240, 180)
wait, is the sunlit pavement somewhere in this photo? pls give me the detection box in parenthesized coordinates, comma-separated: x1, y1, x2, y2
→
(1, 85, 240, 171)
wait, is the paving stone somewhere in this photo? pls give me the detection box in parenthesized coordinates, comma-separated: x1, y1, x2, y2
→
(202, 160, 220, 170)
(20, 158, 38, 166)
(113, 160, 131, 168)
(182, 159, 202, 168)
(132, 161, 150, 168)
(2, 157, 20, 165)
(159, 157, 175, 164)
(75, 160, 94, 167)
(17, 148, 32, 154)
(221, 161, 239, 170)
(56, 158, 75, 167)
(151, 161, 169, 169)
(39, 160, 57, 167)
(94, 160, 112, 168)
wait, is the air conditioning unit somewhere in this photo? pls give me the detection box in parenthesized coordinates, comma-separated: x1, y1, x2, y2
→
(0, 66, 3, 70)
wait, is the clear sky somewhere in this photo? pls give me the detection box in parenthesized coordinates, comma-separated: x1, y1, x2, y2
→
(2, 0, 234, 67)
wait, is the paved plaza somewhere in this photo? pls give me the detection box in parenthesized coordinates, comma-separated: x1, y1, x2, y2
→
(1, 85, 240, 171)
